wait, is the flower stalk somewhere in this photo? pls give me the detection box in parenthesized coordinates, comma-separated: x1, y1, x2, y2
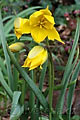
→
(20, 80, 26, 105)
(48, 46, 54, 120)
(13, 53, 19, 91)
(29, 70, 35, 120)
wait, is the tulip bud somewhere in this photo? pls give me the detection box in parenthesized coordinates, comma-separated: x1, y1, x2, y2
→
(9, 42, 25, 52)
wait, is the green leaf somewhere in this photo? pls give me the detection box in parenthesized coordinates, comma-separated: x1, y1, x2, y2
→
(2, 15, 14, 22)
(10, 91, 24, 120)
(71, 115, 80, 120)
(0, 68, 13, 99)
(39, 61, 48, 91)
(67, 61, 80, 120)
(13, 53, 19, 91)
(0, 9, 14, 91)
(0, 57, 7, 76)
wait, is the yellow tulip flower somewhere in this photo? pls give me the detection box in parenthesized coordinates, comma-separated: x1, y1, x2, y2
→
(22, 46, 48, 70)
(14, 17, 30, 39)
(14, 6, 64, 44)
(9, 42, 25, 52)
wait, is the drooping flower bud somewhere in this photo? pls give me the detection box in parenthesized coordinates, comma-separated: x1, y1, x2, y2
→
(9, 42, 25, 52)
(22, 46, 48, 70)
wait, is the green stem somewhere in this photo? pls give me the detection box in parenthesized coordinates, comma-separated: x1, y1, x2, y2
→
(48, 51, 54, 120)
(36, 61, 48, 118)
(0, 9, 14, 91)
(13, 53, 19, 91)
(20, 80, 25, 105)
(39, 61, 48, 90)
(13, 37, 19, 91)
(29, 70, 35, 120)
(46, 39, 54, 120)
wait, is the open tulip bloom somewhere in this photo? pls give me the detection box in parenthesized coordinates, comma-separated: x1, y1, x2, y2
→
(22, 46, 48, 70)
(14, 6, 64, 44)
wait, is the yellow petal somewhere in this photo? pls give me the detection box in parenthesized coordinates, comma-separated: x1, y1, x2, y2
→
(14, 29, 22, 39)
(30, 11, 42, 18)
(43, 20, 53, 29)
(29, 65, 39, 71)
(40, 6, 52, 16)
(14, 18, 30, 39)
(22, 57, 31, 67)
(14, 17, 28, 28)
(44, 15, 55, 24)
(40, 65, 43, 69)
(30, 13, 42, 26)
(31, 26, 47, 43)
(28, 46, 44, 59)
(14, 17, 21, 28)
(30, 57, 42, 69)
(22, 19, 31, 34)
(48, 27, 65, 44)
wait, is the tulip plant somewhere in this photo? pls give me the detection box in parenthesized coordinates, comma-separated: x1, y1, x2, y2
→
(0, 5, 80, 120)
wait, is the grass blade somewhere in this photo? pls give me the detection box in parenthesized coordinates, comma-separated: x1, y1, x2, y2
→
(0, 68, 13, 99)
(2, 15, 14, 22)
(67, 61, 80, 120)
(0, 9, 14, 91)
(55, 18, 80, 119)
(0, 57, 7, 76)
(29, 70, 35, 120)
(39, 61, 48, 91)
(10, 91, 24, 120)
(13, 53, 19, 91)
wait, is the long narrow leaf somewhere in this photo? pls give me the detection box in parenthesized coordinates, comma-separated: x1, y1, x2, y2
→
(10, 91, 24, 120)
(67, 61, 80, 120)
(0, 68, 13, 99)
(10, 104, 24, 120)
(0, 57, 7, 75)
(2, 15, 14, 22)
(13, 53, 19, 91)
(0, 9, 14, 91)
(39, 61, 48, 91)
